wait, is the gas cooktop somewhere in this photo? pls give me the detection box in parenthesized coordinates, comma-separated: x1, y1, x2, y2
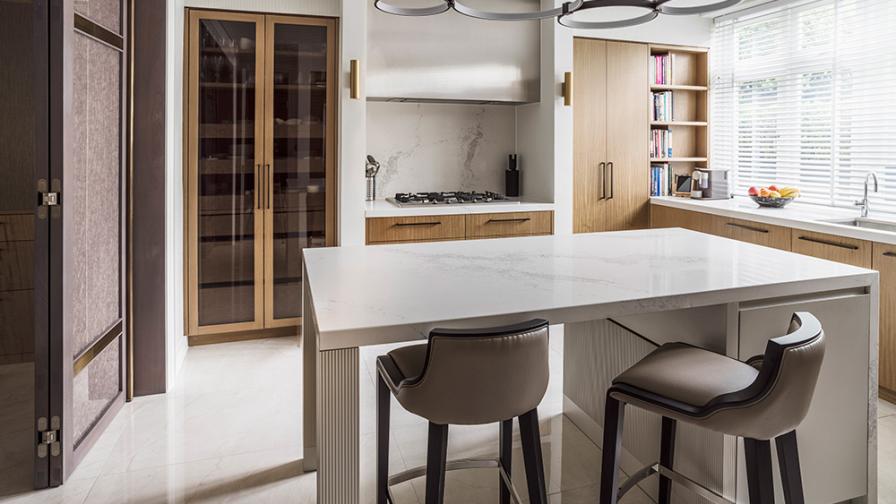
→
(387, 191, 515, 207)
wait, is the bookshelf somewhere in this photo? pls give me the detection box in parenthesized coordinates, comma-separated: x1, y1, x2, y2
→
(648, 44, 709, 197)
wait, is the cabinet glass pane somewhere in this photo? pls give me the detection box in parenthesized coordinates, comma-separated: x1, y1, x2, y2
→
(196, 19, 258, 326)
(270, 23, 328, 320)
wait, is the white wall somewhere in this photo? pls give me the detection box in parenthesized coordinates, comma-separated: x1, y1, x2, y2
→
(164, 0, 365, 384)
(516, 4, 713, 235)
(367, 102, 516, 196)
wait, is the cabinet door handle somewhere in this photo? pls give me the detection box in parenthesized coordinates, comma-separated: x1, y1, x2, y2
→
(255, 164, 262, 210)
(598, 162, 606, 200)
(884, 251, 896, 258)
(797, 236, 859, 251)
(265, 164, 272, 209)
(486, 217, 530, 224)
(726, 222, 769, 234)
(394, 221, 442, 227)
(608, 162, 614, 200)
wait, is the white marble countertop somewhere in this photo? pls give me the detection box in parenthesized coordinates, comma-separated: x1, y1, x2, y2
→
(364, 199, 555, 218)
(303, 228, 876, 349)
(652, 196, 896, 245)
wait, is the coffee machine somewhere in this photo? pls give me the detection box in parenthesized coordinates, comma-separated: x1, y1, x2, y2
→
(690, 168, 731, 200)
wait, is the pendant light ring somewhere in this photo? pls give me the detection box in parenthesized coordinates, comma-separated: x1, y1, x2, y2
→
(657, 0, 742, 15)
(452, 0, 584, 21)
(373, 0, 451, 17)
(557, 0, 659, 30)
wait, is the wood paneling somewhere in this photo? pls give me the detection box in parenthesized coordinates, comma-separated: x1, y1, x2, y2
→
(573, 37, 607, 234)
(365, 215, 465, 245)
(605, 41, 649, 231)
(465, 211, 553, 239)
(721, 218, 791, 251)
(874, 242, 896, 394)
(790, 230, 872, 268)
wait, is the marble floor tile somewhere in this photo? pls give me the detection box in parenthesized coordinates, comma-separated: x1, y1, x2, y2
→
(880, 398, 896, 419)
(880, 415, 896, 504)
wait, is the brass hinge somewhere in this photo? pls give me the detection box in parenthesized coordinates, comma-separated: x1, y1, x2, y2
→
(36, 416, 61, 458)
(37, 179, 62, 220)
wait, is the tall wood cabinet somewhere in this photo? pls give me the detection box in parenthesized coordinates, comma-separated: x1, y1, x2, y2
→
(573, 38, 649, 233)
(185, 10, 337, 337)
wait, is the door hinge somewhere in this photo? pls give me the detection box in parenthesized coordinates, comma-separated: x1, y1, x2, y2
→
(37, 416, 61, 458)
(41, 192, 60, 206)
(37, 179, 62, 220)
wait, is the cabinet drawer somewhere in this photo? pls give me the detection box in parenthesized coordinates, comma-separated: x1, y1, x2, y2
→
(465, 211, 553, 239)
(366, 215, 466, 244)
(874, 242, 896, 395)
(790, 230, 872, 268)
(721, 218, 791, 251)
(650, 206, 725, 237)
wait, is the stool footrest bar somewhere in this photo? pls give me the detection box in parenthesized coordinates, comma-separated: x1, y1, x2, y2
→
(387, 457, 523, 504)
(618, 463, 734, 504)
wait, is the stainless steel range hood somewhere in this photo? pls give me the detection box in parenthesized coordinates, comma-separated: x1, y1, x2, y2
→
(367, 0, 541, 104)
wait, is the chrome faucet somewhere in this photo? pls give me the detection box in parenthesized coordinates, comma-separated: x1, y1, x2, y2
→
(855, 172, 879, 218)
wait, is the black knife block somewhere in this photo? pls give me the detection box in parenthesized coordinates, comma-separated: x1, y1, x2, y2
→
(506, 154, 520, 197)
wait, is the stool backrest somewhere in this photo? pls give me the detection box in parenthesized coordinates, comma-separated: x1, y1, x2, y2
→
(403, 319, 550, 425)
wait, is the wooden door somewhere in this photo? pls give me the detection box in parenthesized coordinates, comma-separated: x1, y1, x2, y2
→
(186, 11, 266, 336)
(605, 41, 649, 231)
(874, 243, 896, 396)
(573, 38, 607, 233)
(263, 15, 337, 329)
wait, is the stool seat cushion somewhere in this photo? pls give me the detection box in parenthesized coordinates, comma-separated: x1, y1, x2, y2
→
(388, 344, 428, 382)
(614, 343, 759, 408)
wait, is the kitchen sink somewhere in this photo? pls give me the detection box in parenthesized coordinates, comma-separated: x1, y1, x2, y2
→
(822, 217, 896, 233)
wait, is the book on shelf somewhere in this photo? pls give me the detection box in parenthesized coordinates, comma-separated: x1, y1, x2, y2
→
(650, 129, 673, 159)
(652, 91, 673, 122)
(650, 53, 674, 85)
(650, 163, 672, 197)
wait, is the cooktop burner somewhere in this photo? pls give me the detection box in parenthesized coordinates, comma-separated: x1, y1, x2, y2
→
(387, 191, 513, 206)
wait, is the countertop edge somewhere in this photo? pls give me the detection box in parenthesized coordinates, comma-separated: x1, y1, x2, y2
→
(651, 196, 896, 246)
(364, 201, 556, 218)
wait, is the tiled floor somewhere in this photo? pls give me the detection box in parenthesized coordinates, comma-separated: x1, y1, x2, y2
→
(3, 332, 894, 503)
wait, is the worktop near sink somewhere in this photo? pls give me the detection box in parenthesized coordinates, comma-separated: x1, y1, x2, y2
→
(652, 196, 896, 245)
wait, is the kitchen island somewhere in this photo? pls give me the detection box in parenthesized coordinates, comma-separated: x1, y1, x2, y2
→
(301, 228, 879, 503)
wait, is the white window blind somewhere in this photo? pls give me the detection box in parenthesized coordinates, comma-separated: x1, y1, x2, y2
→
(711, 0, 896, 213)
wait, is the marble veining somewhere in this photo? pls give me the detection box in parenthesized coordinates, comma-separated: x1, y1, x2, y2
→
(303, 228, 875, 348)
(366, 102, 515, 196)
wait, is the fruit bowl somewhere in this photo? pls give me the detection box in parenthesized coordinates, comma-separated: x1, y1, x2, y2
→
(750, 195, 794, 208)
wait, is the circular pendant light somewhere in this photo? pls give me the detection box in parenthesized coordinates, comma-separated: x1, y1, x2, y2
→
(657, 0, 741, 15)
(373, 0, 451, 16)
(452, 0, 584, 21)
(557, 0, 659, 30)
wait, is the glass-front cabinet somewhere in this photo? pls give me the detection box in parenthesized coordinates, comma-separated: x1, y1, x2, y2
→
(186, 10, 336, 336)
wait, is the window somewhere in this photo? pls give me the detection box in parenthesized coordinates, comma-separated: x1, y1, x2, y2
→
(711, 0, 896, 213)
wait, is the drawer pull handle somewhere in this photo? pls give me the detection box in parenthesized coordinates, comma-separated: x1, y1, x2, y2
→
(394, 222, 442, 227)
(726, 222, 769, 234)
(486, 218, 531, 224)
(884, 251, 896, 258)
(797, 236, 859, 251)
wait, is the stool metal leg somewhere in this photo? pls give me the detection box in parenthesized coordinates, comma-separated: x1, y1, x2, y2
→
(499, 419, 513, 504)
(376, 373, 390, 504)
(743, 438, 774, 504)
(659, 417, 677, 504)
(599, 396, 626, 504)
(518, 409, 548, 504)
(425, 422, 449, 504)
(775, 430, 805, 504)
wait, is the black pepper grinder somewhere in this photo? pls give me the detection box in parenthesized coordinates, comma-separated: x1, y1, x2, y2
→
(505, 154, 520, 198)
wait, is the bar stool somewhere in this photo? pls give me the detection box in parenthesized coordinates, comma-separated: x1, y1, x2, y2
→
(376, 319, 551, 504)
(599, 312, 825, 504)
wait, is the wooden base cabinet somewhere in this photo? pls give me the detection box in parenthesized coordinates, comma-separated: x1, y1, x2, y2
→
(366, 211, 553, 245)
(185, 10, 337, 337)
(875, 243, 896, 397)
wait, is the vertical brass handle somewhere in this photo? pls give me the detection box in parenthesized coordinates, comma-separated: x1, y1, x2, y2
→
(563, 71, 573, 107)
(265, 164, 272, 209)
(608, 162, 614, 200)
(256, 164, 261, 210)
(599, 162, 606, 200)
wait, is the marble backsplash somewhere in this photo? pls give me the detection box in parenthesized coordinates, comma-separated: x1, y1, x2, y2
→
(366, 102, 516, 196)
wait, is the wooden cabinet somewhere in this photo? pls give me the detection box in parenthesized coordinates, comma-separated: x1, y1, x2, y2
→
(721, 218, 791, 251)
(465, 211, 553, 239)
(185, 10, 337, 337)
(649, 205, 724, 236)
(574, 38, 649, 233)
(366, 211, 554, 245)
(790, 230, 872, 268)
(874, 243, 896, 397)
(365, 215, 465, 245)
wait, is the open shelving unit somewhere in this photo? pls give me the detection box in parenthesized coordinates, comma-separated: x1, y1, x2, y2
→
(648, 44, 709, 196)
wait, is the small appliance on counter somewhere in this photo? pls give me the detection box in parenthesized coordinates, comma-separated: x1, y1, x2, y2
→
(690, 168, 731, 200)
(506, 154, 520, 198)
(365, 155, 380, 201)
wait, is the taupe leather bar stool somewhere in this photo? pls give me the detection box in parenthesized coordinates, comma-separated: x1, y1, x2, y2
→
(376, 319, 551, 504)
(599, 312, 825, 504)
